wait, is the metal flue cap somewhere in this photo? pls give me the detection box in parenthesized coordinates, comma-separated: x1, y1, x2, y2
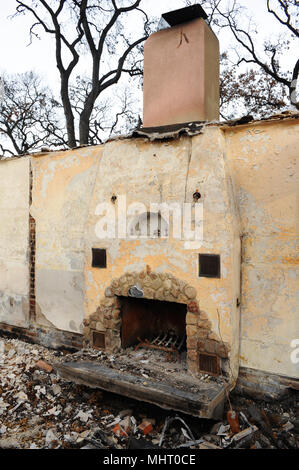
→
(162, 4, 208, 27)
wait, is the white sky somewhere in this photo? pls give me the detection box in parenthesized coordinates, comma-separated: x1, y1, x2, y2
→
(0, 0, 297, 152)
(0, 0, 296, 91)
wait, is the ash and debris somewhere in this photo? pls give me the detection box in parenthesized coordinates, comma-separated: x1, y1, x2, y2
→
(0, 336, 298, 450)
(62, 346, 228, 393)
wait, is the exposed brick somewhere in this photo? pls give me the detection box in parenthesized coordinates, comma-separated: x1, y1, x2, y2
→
(113, 422, 129, 437)
(29, 211, 36, 322)
(35, 360, 53, 373)
(0, 322, 83, 351)
(138, 420, 153, 435)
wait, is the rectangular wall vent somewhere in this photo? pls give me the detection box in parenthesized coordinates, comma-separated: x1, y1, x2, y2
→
(199, 254, 220, 278)
(92, 331, 106, 350)
(198, 352, 220, 376)
(92, 248, 107, 268)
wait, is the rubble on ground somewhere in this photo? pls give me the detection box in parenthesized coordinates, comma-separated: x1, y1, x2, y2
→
(61, 346, 228, 393)
(0, 336, 298, 449)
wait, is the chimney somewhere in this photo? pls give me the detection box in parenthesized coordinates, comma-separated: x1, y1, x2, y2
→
(143, 5, 220, 128)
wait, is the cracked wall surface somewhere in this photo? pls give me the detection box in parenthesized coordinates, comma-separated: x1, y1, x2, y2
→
(0, 158, 30, 327)
(224, 119, 298, 379)
(83, 128, 240, 380)
(0, 115, 298, 382)
(30, 147, 101, 334)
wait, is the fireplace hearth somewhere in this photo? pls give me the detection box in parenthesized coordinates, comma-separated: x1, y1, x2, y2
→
(83, 268, 230, 377)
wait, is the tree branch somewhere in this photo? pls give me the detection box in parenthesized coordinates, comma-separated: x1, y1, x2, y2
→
(267, 0, 299, 37)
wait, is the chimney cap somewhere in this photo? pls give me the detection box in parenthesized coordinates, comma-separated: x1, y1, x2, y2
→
(162, 4, 208, 27)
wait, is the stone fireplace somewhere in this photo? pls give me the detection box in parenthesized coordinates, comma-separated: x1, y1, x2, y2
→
(1, 3, 297, 420)
(83, 267, 230, 375)
(78, 4, 241, 414)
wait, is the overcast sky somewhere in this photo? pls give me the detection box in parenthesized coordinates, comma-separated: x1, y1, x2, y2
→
(0, 0, 295, 90)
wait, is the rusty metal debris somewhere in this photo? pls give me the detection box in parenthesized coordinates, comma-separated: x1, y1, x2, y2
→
(159, 415, 196, 447)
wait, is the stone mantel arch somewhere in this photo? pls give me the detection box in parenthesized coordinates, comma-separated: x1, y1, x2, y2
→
(83, 266, 229, 373)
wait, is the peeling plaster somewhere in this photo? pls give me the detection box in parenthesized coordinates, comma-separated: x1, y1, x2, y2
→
(0, 116, 298, 380)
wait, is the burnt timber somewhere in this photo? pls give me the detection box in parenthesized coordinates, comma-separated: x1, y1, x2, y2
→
(54, 361, 229, 419)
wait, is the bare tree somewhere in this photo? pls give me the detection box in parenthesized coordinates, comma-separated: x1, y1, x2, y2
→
(15, 0, 150, 147)
(220, 53, 288, 119)
(0, 71, 66, 157)
(213, 0, 299, 109)
(8, 0, 297, 154)
(69, 75, 140, 144)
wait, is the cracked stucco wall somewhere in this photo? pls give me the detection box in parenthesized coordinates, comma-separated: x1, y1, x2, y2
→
(30, 147, 102, 334)
(0, 116, 297, 382)
(224, 119, 298, 379)
(0, 157, 30, 327)
(84, 128, 241, 380)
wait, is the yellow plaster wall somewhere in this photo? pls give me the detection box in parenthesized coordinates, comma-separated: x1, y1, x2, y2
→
(30, 147, 102, 333)
(0, 157, 30, 327)
(84, 129, 240, 379)
(224, 118, 298, 379)
(1, 115, 297, 381)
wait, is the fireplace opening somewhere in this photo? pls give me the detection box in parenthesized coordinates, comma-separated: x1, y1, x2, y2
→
(119, 297, 187, 359)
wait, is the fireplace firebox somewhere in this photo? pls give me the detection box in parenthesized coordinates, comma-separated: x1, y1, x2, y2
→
(120, 297, 187, 360)
(83, 269, 230, 376)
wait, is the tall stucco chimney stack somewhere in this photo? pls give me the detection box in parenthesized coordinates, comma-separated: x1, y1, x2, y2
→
(143, 5, 219, 128)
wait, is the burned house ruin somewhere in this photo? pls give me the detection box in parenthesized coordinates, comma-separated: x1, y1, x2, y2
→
(0, 6, 298, 419)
